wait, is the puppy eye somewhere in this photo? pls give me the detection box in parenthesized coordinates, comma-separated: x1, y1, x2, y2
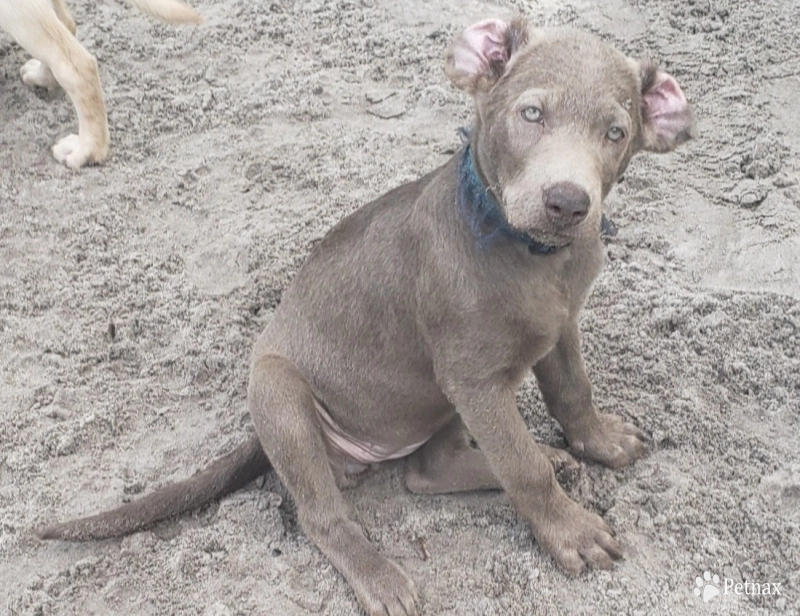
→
(606, 126, 625, 143)
(521, 106, 544, 123)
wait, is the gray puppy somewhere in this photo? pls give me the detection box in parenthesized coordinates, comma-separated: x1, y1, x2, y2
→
(38, 18, 695, 616)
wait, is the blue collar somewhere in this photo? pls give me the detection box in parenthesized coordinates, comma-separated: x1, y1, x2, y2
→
(457, 145, 560, 255)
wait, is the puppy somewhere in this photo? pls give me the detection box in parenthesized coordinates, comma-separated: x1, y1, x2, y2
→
(37, 19, 695, 616)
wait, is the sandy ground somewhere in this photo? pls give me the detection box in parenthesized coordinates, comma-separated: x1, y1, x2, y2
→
(1, 0, 799, 614)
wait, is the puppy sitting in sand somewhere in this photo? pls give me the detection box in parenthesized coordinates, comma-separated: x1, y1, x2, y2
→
(37, 17, 694, 616)
(0, 0, 202, 168)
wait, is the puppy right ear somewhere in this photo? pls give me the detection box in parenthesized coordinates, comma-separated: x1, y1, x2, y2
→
(445, 18, 528, 94)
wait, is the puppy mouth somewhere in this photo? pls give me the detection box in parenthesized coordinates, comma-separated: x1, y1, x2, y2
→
(488, 187, 596, 250)
(501, 198, 598, 248)
(499, 205, 578, 248)
(521, 208, 603, 246)
(528, 226, 576, 244)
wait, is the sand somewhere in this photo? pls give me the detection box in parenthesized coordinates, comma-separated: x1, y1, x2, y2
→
(1, 0, 798, 614)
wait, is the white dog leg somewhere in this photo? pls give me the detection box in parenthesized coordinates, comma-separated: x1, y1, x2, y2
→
(2, 0, 109, 167)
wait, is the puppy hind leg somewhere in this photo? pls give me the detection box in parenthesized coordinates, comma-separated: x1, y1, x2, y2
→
(405, 414, 502, 494)
(248, 355, 418, 616)
(405, 414, 580, 494)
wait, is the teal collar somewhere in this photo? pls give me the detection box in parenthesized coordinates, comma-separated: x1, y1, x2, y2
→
(457, 145, 560, 255)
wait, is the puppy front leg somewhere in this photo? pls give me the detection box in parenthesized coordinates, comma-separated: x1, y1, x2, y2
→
(533, 320, 648, 469)
(449, 383, 621, 574)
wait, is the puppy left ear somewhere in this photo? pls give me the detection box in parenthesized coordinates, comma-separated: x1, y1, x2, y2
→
(637, 61, 696, 152)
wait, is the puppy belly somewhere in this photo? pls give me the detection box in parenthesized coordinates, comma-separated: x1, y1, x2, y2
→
(314, 399, 428, 466)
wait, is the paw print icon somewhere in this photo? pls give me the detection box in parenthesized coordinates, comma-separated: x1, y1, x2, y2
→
(694, 571, 721, 603)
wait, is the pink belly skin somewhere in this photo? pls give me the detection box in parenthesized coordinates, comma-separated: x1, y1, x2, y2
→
(314, 400, 429, 466)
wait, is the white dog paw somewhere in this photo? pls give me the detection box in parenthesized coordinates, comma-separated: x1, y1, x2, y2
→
(52, 134, 106, 168)
(20, 59, 59, 90)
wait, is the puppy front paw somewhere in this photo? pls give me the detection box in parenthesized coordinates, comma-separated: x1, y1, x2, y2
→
(349, 556, 419, 616)
(569, 413, 648, 469)
(532, 493, 622, 574)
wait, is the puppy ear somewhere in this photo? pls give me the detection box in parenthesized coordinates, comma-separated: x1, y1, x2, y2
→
(445, 18, 529, 94)
(638, 60, 696, 152)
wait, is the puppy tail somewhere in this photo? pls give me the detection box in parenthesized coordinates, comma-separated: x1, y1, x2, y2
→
(126, 0, 204, 25)
(35, 434, 269, 541)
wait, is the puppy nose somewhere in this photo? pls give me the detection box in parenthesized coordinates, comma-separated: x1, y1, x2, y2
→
(544, 182, 590, 227)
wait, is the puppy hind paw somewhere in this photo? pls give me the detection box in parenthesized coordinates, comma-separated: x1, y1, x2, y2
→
(20, 59, 59, 90)
(539, 444, 581, 486)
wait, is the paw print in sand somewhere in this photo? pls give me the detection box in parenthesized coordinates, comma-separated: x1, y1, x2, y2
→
(694, 571, 721, 603)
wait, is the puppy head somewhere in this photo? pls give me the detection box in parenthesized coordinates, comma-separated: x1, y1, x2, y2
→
(446, 19, 694, 245)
